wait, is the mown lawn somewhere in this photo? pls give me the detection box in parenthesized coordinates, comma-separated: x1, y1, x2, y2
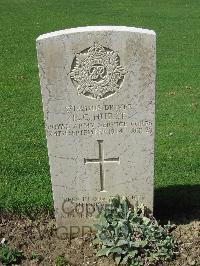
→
(0, 0, 199, 213)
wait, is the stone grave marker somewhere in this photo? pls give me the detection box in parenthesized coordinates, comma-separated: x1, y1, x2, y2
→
(36, 26, 156, 236)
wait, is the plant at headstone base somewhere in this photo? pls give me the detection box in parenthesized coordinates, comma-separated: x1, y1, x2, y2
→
(93, 196, 178, 266)
(0, 239, 23, 265)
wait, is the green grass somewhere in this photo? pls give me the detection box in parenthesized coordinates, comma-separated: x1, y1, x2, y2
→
(0, 0, 199, 213)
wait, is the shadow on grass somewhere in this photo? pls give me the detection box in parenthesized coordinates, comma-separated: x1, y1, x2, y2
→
(154, 184, 200, 222)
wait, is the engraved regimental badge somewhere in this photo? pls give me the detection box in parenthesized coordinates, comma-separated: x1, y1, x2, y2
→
(70, 43, 127, 100)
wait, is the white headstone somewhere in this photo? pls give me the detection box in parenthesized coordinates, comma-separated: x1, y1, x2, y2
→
(36, 26, 156, 236)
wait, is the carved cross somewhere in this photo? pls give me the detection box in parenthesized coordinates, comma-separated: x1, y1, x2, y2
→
(84, 140, 120, 192)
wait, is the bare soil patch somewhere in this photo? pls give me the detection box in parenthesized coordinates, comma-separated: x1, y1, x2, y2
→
(0, 211, 199, 266)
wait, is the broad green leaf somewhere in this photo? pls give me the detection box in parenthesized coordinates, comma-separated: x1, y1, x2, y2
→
(121, 197, 129, 216)
(103, 239, 114, 247)
(106, 247, 123, 255)
(143, 217, 150, 225)
(96, 247, 110, 257)
(100, 215, 108, 227)
(116, 239, 128, 246)
(133, 240, 148, 248)
(128, 250, 138, 258)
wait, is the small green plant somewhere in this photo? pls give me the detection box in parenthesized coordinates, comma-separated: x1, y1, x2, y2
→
(30, 251, 43, 262)
(55, 255, 69, 266)
(93, 196, 178, 266)
(0, 240, 23, 265)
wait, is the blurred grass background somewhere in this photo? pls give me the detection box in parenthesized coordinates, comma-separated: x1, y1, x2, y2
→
(0, 0, 199, 213)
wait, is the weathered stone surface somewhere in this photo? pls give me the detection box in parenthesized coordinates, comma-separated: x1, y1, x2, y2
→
(36, 26, 156, 235)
